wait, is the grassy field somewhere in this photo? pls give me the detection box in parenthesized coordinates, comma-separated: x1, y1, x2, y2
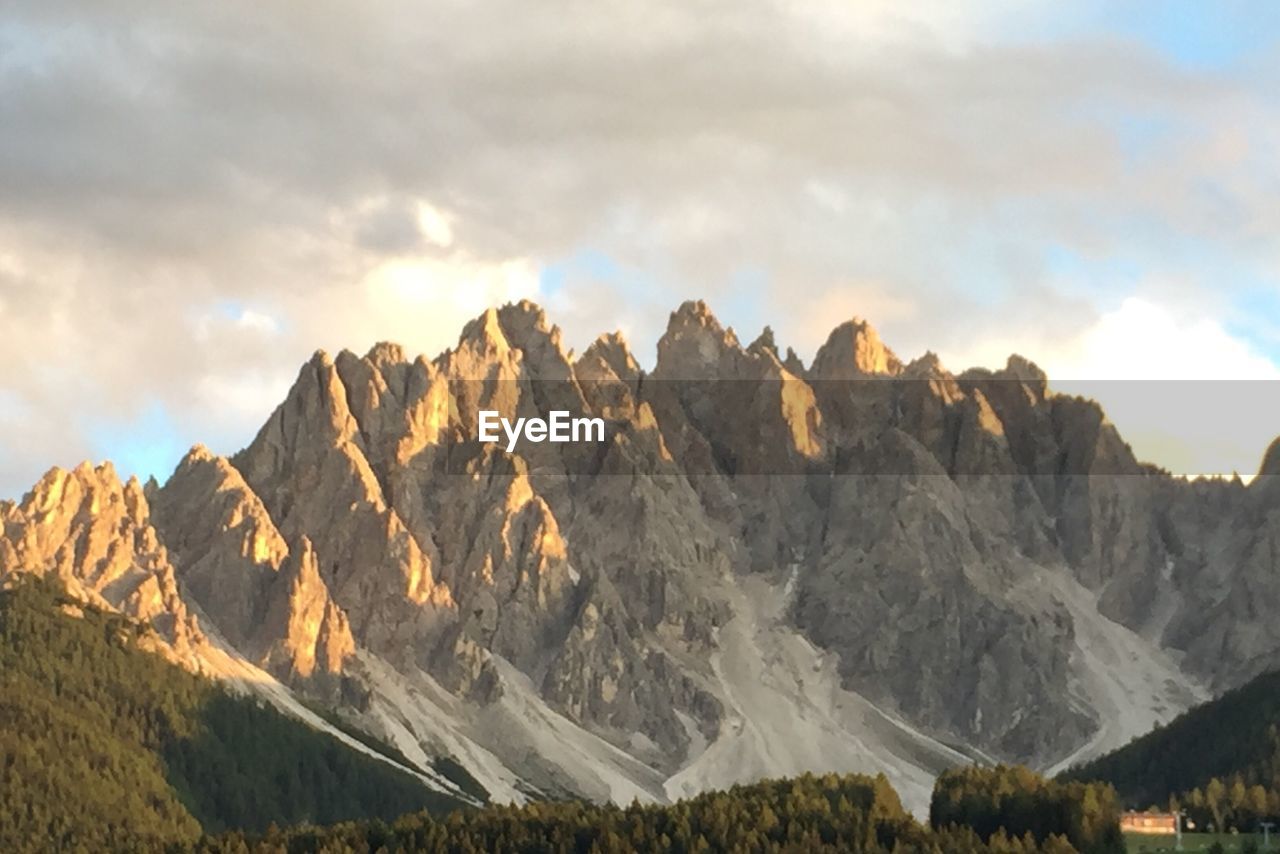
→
(1125, 831, 1270, 852)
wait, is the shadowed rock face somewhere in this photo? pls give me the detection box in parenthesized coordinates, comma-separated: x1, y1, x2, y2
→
(3, 299, 1277, 799)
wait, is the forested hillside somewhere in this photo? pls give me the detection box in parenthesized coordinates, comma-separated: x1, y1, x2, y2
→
(1062, 669, 1280, 832)
(0, 575, 467, 852)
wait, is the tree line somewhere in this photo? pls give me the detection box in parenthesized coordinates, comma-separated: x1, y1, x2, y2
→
(196, 769, 1113, 854)
(188, 766, 1123, 853)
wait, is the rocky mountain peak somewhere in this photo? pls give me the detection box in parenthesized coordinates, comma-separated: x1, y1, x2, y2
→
(782, 346, 805, 375)
(1, 461, 202, 656)
(153, 445, 289, 634)
(450, 300, 567, 369)
(496, 299, 552, 338)
(810, 317, 903, 378)
(1261, 436, 1280, 478)
(655, 300, 744, 377)
(1004, 354, 1045, 378)
(443, 305, 568, 419)
(1001, 355, 1049, 400)
(670, 298, 717, 325)
(748, 326, 778, 359)
(579, 331, 640, 384)
(457, 307, 511, 358)
(500, 297, 549, 322)
(903, 351, 948, 379)
(494, 300, 575, 383)
(25, 462, 134, 535)
(233, 346, 371, 496)
(305, 349, 363, 439)
(122, 474, 148, 519)
(182, 443, 217, 466)
(364, 340, 408, 369)
(152, 444, 365, 689)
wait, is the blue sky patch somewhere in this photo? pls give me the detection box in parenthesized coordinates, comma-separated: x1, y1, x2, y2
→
(85, 399, 185, 487)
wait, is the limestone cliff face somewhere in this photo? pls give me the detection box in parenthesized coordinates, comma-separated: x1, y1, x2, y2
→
(649, 301, 823, 570)
(151, 447, 355, 688)
(231, 348, 452, 666)
(257, 537, 355, 682)
(5, 299, 1277, 803)
(792, 431, 1085, 761)
(1150, 474, 1280, 689)
(437, 467, 577, 682)
(152, 445, 287, 650)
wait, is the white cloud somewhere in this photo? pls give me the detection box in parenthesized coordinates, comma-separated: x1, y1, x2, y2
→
(781, 284, 921, 359)
(415, 202, 455, 249)
(1048, 297, 1280, 382)
(944, 296, 1280, 382)
(1059, 298, 1280, 478)
(941, 297, 1280, 477)
(190, 370, 294, 444)
(1, 2, 1279, 494)
(235, 309, 281, 336)
(355, 255, 543, 350)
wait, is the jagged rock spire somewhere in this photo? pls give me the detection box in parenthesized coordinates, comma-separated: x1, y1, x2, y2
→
(1261, 436, 1280, 478)
(0, 461, 202, 656)
(810, 317, 902, 378)
(578, 330, 640, 385)
(748, 326, 778, 358)
(655, 300, 743, 378)
(457, 307, 511, 356)
(259, 536, 355, 680)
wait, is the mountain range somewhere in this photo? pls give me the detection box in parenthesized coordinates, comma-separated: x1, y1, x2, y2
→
(2, 299, 1277, 817)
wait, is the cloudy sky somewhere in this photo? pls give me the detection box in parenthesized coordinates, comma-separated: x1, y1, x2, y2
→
(2, 1, 1279, 497)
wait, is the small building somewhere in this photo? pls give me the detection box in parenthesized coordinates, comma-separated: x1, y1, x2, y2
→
(1121, 811, 1178, 835)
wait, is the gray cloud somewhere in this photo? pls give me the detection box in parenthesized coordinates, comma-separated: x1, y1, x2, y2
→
(1, 1, 1278, 495)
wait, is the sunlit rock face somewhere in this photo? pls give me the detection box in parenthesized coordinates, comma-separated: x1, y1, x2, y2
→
(0, 462, 202, 658)
(3, 299, 1276, 810)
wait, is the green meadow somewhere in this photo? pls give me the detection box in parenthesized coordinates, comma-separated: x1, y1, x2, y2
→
(1126, 831, 1270, 853)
